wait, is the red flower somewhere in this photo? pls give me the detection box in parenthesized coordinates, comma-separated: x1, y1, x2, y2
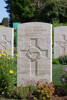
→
(37, 81, 40, 85)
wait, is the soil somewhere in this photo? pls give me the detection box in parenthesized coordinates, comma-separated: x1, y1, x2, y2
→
(0, 96, 67, 100)
(52, 96, 67, 100)
(54, 86, 67, 96)
(28, 96, 67, 100)
(52, 86, 67, 100)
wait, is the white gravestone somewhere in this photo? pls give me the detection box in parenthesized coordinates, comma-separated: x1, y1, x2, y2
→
(17, 22, 52, 86)
(54, 26, 67, 58)
(0, 27, 14, 56)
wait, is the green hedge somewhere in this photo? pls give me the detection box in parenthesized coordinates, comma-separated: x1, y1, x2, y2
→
(59, 55, 67, 65)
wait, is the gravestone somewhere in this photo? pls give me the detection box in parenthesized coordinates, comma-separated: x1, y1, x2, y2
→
(17, 22, 52, 86)
(0, 27, 14, 56)
(54, 26, 67, 58)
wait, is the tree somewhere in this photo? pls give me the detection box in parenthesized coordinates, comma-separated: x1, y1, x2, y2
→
(2, 18, 8, 26)
(5, 0, 35, 26)
(39, 0, 67, 23)
(5, 0, 67, 24)
(32, 0, 46, 21)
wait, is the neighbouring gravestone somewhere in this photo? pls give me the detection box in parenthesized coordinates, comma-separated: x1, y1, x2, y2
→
(54, 26, 67, 58)
(17, 22, 52, 86)
(0, 27, 14, 56)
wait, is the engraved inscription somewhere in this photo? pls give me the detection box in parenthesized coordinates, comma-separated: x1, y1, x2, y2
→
(26, 47, 41, 62)
(55, 35, 67, 54)
(0, 35, 11, 50)
(20, 38, 48, 76)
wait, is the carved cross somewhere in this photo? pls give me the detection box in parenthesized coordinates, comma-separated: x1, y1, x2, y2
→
(56, 35, 67, 54)
(20, 38, 48, 79)
(0, 35, 11, 50)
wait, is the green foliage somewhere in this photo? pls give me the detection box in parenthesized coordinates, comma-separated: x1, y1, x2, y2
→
(0, 51, 16, 95)
(39, 0, 67, 23)
(61, 69, 67, 94)
(5, 0, 35, 26)
(2, 18, 8, 26)
(52, 64, 67, 86)
(33, 97, 38, 100)
(52, 58, 60, 64)
(8, 85, 36, 99)
(7, 82, 54, 99)
(33, 82, 55, 100)
(59, 55, 67, 65)
(5, 0, 67, 25)
(61, 74, 67, 87)
(14, 29, 17, 47)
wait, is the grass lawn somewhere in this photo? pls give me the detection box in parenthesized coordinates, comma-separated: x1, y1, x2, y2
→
(52, 64, 67, 86)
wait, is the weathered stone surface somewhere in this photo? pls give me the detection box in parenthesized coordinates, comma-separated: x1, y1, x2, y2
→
(54, 26, 67, 58)
(0, 27, 14, 56)
(17, 22, 52, 86)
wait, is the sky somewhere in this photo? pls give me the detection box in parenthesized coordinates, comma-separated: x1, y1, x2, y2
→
(0, 0, 9, 23)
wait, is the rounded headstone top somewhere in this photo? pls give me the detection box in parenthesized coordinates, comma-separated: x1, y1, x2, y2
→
(18, 22, 52, 28)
